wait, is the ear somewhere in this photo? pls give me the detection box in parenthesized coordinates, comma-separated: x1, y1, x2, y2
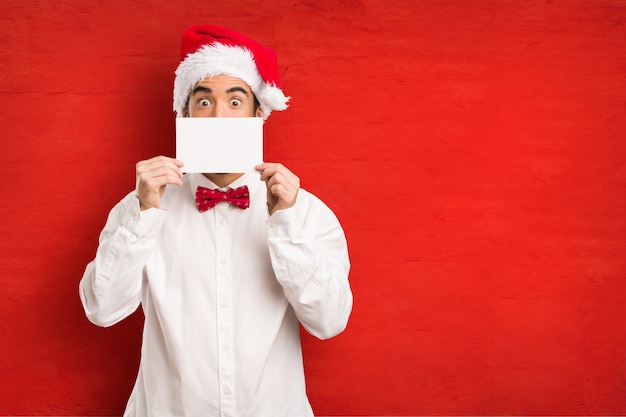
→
(182, 106, 189, 117)
(255, 107, 264, 118)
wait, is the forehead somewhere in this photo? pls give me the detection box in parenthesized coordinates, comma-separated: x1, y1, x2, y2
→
(192, 74, 253, 94)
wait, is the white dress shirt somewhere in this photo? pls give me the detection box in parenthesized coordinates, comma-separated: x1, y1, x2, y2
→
(79, 171, 352, 417)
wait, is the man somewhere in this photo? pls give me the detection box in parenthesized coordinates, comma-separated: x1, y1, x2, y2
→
(79, 25, 353, 417)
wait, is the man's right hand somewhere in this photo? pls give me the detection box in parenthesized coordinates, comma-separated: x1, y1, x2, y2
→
(135, 156, 184, 211)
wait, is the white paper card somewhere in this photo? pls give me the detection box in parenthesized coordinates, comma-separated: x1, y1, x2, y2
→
(176, 117, 263, 173)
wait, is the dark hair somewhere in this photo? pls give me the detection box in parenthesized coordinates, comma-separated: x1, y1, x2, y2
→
(253, 95, 261, 113)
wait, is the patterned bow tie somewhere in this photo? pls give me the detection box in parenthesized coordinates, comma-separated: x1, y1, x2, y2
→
(195, 185, 250, 212)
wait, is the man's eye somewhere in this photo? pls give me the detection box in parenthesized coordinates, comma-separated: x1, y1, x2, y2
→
(230, 98, 242, 107)
(199, 99, 210, 107)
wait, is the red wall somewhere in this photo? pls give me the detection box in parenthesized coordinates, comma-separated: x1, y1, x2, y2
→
(1, 1, 625, 415)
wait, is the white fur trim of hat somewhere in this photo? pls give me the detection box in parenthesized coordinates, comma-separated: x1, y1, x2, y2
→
(173, 28, 289, 120)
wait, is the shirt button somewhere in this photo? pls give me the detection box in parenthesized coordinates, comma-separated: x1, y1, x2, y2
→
(219, 218, 226, 226)
(224, 387, 231, 396)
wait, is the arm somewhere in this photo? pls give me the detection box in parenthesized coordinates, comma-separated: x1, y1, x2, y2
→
(266, 192, 352, 340)
(79, 156, 183, 327)
(79, 195, 167, 326)
(257, 163, 353, 340)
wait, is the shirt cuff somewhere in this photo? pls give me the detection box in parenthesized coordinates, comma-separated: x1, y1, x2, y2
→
(266, 197, 304, 240)
(127, 196, 168, 238)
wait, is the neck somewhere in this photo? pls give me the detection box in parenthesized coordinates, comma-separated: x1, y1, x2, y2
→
(203, 173, 244, 188)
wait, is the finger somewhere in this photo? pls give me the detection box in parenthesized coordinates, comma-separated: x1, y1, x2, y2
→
(137, 166, 184, 192)
(271, 171, 300, 193)
(140, 155, 184, 167)
(141, 172, 183, 188)
(270, 183, 289, 199)
(137, 156, 184, 177)
(137, 160, 184, 178)
(269, 182, 298, 212)
(257, 163, 287, 181)
(268, 174, 298, 202)
(267, 172, 288, 193)
(137, 163, 184, 182)
(138, 165, 183, 184)
(255, 162, 272, 172)
(259, 164, 299, 188)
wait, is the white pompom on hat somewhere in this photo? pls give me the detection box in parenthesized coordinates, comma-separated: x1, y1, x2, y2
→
(173, 24, 289, 120)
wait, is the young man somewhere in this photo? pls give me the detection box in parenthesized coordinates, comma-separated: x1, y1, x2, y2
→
(79, 25, 353, 417)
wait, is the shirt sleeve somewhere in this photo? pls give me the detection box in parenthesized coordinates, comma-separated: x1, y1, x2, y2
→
(79, 192, 167, 327)
(266, 190, 353, 340)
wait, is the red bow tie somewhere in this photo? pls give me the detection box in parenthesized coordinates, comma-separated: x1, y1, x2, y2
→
(195, 185, 250, 212)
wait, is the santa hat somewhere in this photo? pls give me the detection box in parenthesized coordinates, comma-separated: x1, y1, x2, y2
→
(173, 24, 289, 120)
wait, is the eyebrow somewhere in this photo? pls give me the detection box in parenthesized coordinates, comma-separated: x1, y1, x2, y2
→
(191, 86, 212, 96)
(191, 85, 250, 96)
(226, 86, 250, 96)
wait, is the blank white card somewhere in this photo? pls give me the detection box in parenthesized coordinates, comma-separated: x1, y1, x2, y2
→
(176, 117, 263, 173)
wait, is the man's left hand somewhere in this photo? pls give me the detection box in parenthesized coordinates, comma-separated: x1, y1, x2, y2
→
(256, 163, 300, 215)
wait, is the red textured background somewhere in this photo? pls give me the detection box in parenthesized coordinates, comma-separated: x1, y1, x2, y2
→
(1, 1, 625, 415)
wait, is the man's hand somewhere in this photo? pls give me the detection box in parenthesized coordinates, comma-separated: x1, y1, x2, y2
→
(136, 156, 184, 211)
(256, 163, 300, 215)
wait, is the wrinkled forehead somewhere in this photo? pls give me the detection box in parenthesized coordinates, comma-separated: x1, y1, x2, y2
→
(187, 76, 257, 106)
(191, 75, 253, 92)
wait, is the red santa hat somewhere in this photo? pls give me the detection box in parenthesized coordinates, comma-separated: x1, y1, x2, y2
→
(173, 24, 289, 120)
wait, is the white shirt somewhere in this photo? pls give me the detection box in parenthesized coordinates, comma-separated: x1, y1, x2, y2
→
(79, 172, 352, 417)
